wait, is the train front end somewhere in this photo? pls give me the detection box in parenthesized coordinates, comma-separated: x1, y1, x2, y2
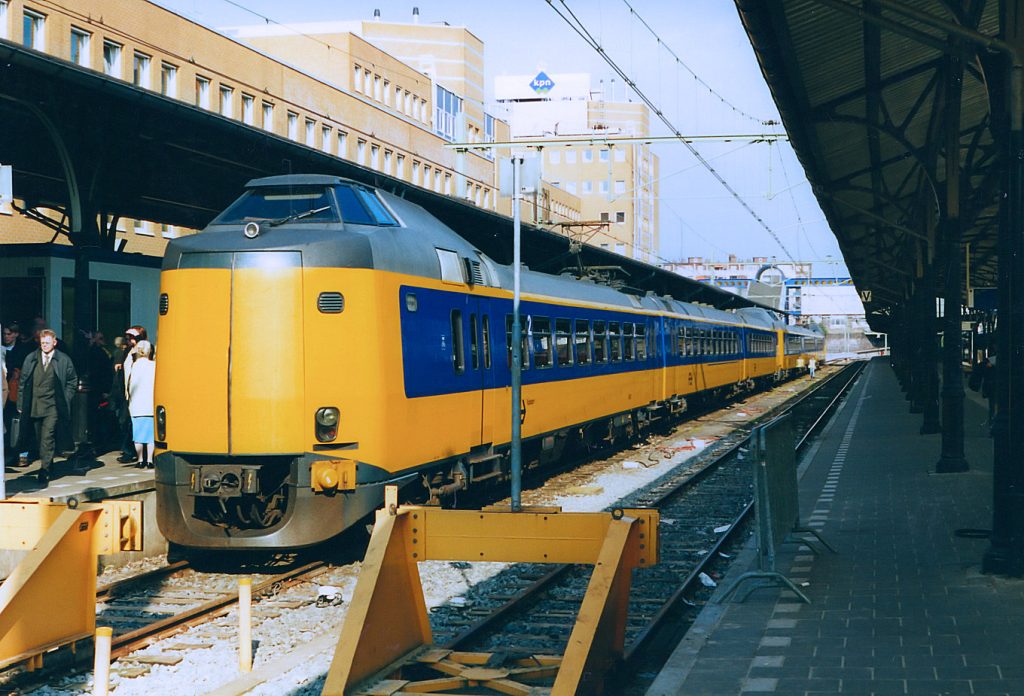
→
(153, 175, 392, 550)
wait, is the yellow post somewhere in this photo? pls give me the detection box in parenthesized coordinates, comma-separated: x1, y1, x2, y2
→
(239, 578, 252, 672)
(92, 627, 113, 696)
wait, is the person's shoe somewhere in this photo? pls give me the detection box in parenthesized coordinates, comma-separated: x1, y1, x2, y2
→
(36, 469, 50, 484)
(117, 454, 137, 463)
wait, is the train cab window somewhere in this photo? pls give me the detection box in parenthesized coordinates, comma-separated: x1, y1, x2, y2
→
(574, 319, 592, 365)
(531, 316, 553, 369)
(555, 319, 573, 367)
(436, 249, 465, 284)
(213, 185, 341, 225)
(482, 316, 492, 369)
(451, 310, 465, 374)
(593, 321, 608, 363)
(609, 322, 622, 362)
(623, 324, 635, 361)
(352, 187, 399, 225)
(470, 313, 479, 370)
(636, 324, 647, 360)
(505, 315, 529, 370)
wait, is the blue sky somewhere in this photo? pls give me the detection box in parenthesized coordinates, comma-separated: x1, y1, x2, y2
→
(153, 0, 847, 271)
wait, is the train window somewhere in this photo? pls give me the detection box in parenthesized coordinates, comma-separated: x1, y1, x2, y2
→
(213, 185, 341, 225)
(593, 321, 608, 363)
(451, 310, 465, 374)
(623, 323, 635, 361)
(353, 187, 399, 225)
(574, 319, 591, 365)
(470, 313, 479, 370)
(482, 316, 491, 369)
(555, 319, 573, 367)
(677, 325, 686, 357)
(609, 322, 622, 362)
(505, 315, 529, 370)
(636, 324, 647, 360)
(532, 316, 553, 369)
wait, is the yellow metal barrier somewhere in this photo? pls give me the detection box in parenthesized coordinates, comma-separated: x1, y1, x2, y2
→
(323, 498, 658, 695)
(0, 498, 143, 670)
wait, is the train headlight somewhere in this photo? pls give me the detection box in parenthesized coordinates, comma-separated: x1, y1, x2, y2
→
(156, 406, 167, 441)
(243, 222, 261, 239)
(315, 407, 340, 442)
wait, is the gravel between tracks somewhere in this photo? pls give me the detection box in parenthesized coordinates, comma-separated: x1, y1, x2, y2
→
(23, 373, 825, 695)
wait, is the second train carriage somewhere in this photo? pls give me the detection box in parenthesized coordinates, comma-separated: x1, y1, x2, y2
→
(153, 174, 825, 550)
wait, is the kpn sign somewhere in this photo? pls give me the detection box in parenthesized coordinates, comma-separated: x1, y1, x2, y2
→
(530, 71, 555, 95)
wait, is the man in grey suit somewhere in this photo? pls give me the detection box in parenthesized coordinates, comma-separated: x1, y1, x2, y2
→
(16, 329, 78, 483)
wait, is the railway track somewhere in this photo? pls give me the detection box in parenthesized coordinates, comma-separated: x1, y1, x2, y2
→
(426, 362, 865, 692)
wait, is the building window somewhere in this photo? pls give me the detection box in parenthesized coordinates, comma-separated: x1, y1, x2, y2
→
(404, 90, 412, 115)
(160, 62, 177, 97)
(412, 161, 421, 186)
(219, 85, 233, 117)
(615, 243, 626, 255)
(395, 85, 402, 108)
(566, 182, 577, 195)
(287, 111, 298, 140)
(239, 93, 254, 124)
(321, 125, 332, 153)
(133, 52, 151, 89)
(434, 84, 462, 142)
(616, 211, 625, 223)
(444, 173, 452, 195)
(373, 74, 381, 100)
(582, 180, 593, 194)
(600, 212, 609, 222)
(353, 64, 362, 92)
(614, 180, 626, 195)
(549, 150, 561, 164)
(195, 76, 210, 109)
(102, 40, 121, 78)
(357, 139, 366, 165)
(615, 148, 626, 162)
(0, 2, 7, 41)
(384, 149, 392, 175)
(383, 79, 390, 105)
(70, 27, 90, 67)
(337, 131, 348, 157)
(365, 69, 372, 95)
(396, 154, 405, 179)
(370, 144, 380, 169)
(305, 118, 315, 146)
(583, 149, 593, 163)
(434, 169, 442, 192)
(566, 151, 577, 164)
(599, 180, 609, 194)
(262, 102, 274, 131)
(599, 149, 609, 162)
(22, 9, 44, 50)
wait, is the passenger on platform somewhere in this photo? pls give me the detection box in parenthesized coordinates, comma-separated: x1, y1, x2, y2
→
(114, 327, 146, 463)
(16, 329, 78, 483)
(85, 331, 115, 451)
(809, 357, 817, 378)
(2, 322, 18, 460)
(6, 322, 36, 466)
(127, 340, 155, 468)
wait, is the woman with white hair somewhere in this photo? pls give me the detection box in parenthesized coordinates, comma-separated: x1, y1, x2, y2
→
(127, 340, 155, 468)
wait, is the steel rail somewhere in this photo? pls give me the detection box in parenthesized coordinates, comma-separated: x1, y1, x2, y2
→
(440, 363, 865, 658)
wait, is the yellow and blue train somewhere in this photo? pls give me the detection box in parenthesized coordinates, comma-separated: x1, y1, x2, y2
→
(154, 174, 825, 550)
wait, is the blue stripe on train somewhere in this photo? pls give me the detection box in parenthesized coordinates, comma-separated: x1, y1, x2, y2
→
(399, 285, 776, 399)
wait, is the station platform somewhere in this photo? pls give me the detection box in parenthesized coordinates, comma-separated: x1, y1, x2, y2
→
(3, 449, 153, 503)
(648, 358, 1019, 696)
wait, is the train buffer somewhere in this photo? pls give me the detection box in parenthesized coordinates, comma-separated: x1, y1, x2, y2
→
(323, 486, 659, 695)
(0, 497, 143, 671)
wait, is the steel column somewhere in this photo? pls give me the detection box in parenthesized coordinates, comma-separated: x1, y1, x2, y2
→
(937, 42, 969, 472)
(984, 0, 1024, 576)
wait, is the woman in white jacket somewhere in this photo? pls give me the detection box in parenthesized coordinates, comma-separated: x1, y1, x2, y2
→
(127, 340, 156, 468)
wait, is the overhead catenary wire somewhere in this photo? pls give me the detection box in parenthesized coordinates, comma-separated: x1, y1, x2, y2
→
(547, 0, 798, 264)
(619, 0, 766, 125)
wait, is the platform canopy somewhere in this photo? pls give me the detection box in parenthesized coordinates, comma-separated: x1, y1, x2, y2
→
(736, 0, 1006, 332)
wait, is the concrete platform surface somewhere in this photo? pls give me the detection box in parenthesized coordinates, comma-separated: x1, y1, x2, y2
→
(4, 449, 153, 503)
(648, 358, 1021, 696)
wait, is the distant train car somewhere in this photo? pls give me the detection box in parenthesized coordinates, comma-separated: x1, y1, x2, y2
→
(154, 174, 820, 550)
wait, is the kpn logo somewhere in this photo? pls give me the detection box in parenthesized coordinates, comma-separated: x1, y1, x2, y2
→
(530, 71, 555, 95)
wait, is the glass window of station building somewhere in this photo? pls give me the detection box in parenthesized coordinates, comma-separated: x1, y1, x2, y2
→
(23, 9, 44, 50)
(70, 27, 90, 67)
(435, 84, 462, 142)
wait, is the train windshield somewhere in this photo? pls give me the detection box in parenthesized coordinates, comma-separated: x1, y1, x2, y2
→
(213, 185, 341, 225)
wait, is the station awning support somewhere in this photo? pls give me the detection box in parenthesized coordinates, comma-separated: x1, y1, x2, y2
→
(322, 488, 658, 695)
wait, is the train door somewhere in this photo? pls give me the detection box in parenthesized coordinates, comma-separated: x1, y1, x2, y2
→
(473, 299, 497, 446)
(228, 251, 305, 454)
